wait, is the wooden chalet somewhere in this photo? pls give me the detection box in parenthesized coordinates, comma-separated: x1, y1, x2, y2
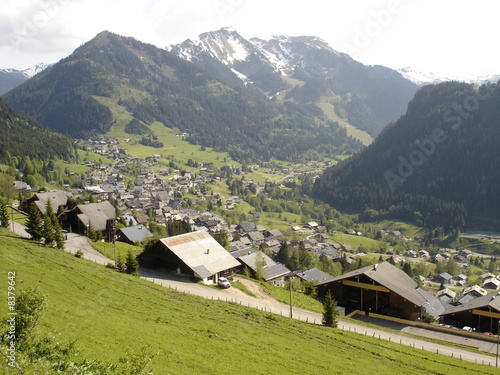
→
(316, 262, 426, 321)
(440, 292, 500, 334)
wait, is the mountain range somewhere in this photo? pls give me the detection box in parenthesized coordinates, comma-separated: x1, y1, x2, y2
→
(2, 28, 420, 162)
(396, 67, 500, 87)
(168, 27, 418, 137)
(313, 81, 500, 230)
(0, 63, 51, 95)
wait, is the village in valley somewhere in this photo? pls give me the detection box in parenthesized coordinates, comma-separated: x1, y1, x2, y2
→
(11, 136, 500, 339)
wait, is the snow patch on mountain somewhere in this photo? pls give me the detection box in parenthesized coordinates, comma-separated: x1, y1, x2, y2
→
(226, 35, 249, 63)
(22, 63, 51, 78)
(398, 67, 500, 86)
(1, 63, 50, 79)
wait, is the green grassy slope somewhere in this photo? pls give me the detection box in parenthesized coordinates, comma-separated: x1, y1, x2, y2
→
(0, 230, 495, 374)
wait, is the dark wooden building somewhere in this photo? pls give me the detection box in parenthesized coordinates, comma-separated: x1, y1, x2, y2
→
(440, 292, 500, 333)
(316, 262, 426, 321)
(66, 201, 116, 241)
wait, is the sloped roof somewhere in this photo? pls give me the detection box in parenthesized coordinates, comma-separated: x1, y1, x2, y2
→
(155, 191, 171, 201)
(118, 225, 154, 243)
(238, 252, 290, 281)
(441, 292, 500, 316)
(76, 201, 115, 231)
(237, 221, 255, 233)
(34, 190, 68, 214)
(436, 288, 456, 299)
(463, 284, 487, 296)
(268, 229, 283, 237)
(436, 272, 453, 280)
(247, 231, 265, 242)
(317, 262, 426, 307)
(160, 231, 240, 278)
(417, 288, 445, 319)
(296, 268, 334, 284)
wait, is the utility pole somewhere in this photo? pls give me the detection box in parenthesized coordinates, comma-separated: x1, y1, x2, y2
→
(289, 277, 293, 319)
(11, 205, 14, 233)
(496, 320, 500, 367)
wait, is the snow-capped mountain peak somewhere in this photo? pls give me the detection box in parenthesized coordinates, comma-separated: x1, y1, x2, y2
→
(0, 63, 51, 95)
(168, 27, 253, 67)
(397, 67, 500, 86)
(167, 27, 346, 84)
(22, 63, 51, 78)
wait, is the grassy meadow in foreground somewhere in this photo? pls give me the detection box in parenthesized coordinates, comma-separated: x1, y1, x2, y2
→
(0, 229, 496, 374)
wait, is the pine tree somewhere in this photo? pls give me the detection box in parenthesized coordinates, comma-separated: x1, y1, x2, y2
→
(125, 250, 139, 275)
(54, 222, 65, 250)
(0, 199, 10, 228)
(322, 290, 338, 327)
(277, 241, 290, 265)
(42, 200, 57, 247)
(86, 220, 97, 242)
(402, 262, 413, 277)
(25, 202, 43, 241)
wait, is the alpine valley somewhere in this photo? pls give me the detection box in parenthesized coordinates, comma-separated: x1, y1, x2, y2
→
(3, 28, 418, 162)
(1, 28, 499, 230)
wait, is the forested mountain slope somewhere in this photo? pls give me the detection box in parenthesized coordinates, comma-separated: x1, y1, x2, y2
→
(0, 98, 75, 164)
(314, 82, 500, 231)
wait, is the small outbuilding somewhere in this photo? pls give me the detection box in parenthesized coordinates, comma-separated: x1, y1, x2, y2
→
(238, 252, 290, 287)
(117, 225, 154, 244)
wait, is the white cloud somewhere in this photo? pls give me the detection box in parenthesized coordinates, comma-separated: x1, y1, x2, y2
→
(1, 0, 500, 77)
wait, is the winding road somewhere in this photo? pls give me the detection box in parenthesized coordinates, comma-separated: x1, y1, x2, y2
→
(11, 225, 500, 368)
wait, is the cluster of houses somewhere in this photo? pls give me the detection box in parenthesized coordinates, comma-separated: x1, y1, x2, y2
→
(434, 272, 500, 293)
(137, 227, 500, 334)
(14, 138, 500, 335)
(138, 229, 332, 288)
(23, 188, 500, 335)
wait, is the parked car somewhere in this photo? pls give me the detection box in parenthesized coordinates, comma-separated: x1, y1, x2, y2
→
(218, 277, 231, 289)
(462, 326, 473, 332)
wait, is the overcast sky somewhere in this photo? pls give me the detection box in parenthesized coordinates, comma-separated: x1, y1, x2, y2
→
(2, 0, 499, 78)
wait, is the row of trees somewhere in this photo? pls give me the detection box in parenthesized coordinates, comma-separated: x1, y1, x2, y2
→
(25, 200, 65, 249)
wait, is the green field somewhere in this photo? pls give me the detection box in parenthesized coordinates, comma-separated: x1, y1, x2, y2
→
(332, 233, 382, 250)
(91, 239, 141, 261)
(0, 229, 496, 374)
(98, 96, 243, 171)
(314, 100, 373, 146)
(370, 219, 428, 239)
